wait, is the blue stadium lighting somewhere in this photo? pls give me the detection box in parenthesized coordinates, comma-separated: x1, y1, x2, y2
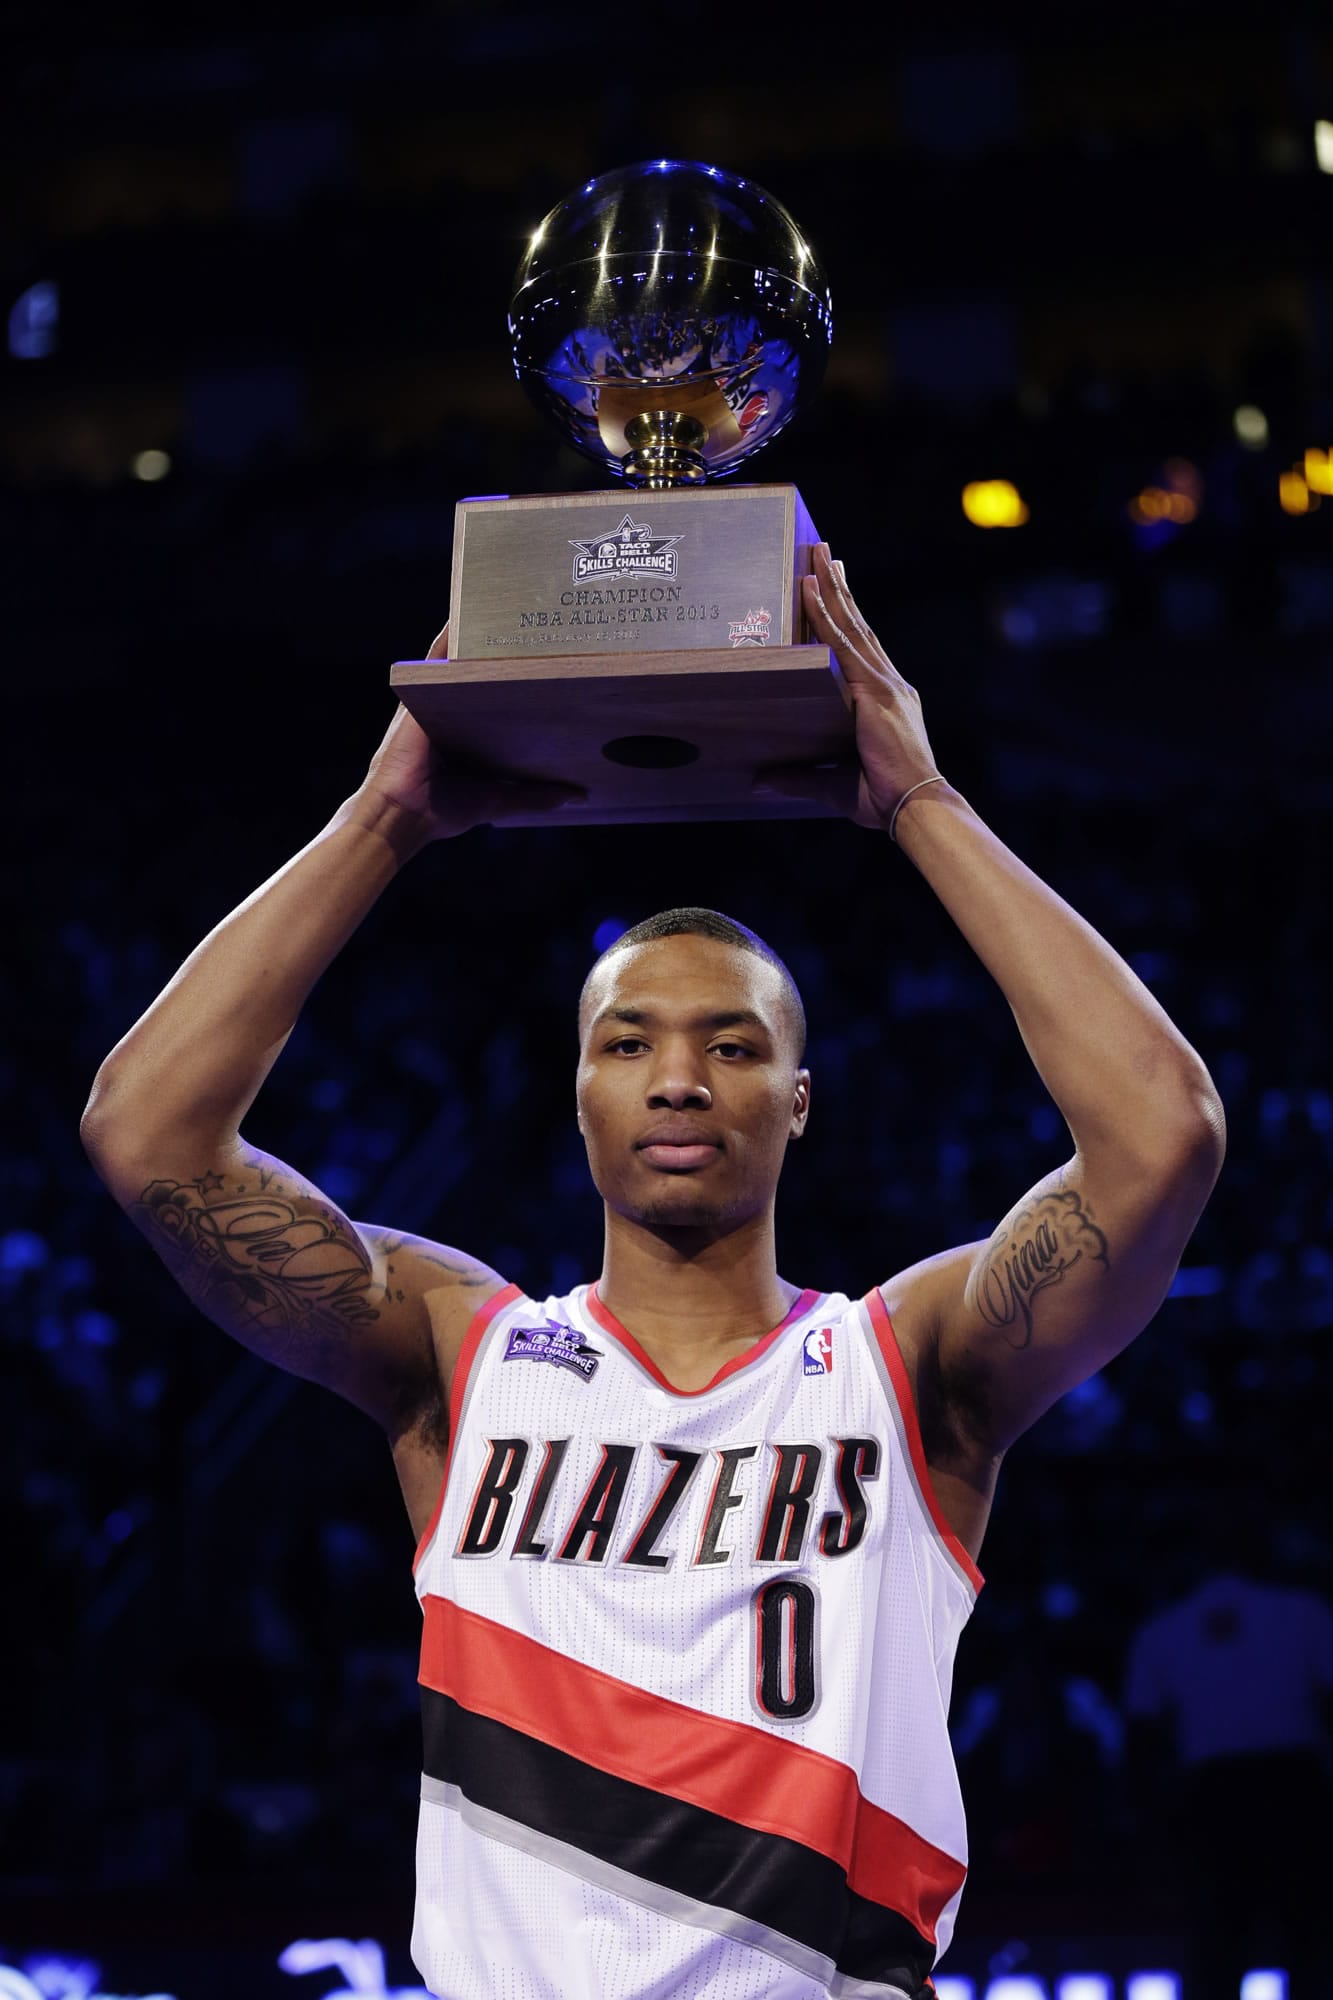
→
(102, 1507, 136, 1544)
(8, 279, 59, 359)
(593, 917, 628, 953)
(278, 1938, 428, 1996)
(0, 1953, 1292, 1997)
(1180, 1387, 1214, 1426)
(1, 1228, 48, 1274)
(2, 1959, 175, 2000)
(1167, 1263, 1224, 1296)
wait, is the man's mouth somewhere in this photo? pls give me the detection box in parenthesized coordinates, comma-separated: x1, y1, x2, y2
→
(637, 1142, 721, 1171)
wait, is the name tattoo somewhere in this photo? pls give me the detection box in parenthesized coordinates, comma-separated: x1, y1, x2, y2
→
(969, 1185, 1110, 1345)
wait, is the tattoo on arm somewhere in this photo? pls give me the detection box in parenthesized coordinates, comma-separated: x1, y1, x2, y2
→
(376, 1233, 494, 1285)
(131, 1168, 382, 1356)
(968, 1183, 1111, 1347)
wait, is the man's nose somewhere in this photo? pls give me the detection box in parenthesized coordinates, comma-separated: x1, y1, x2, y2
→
(646, 1046, 712, 1107)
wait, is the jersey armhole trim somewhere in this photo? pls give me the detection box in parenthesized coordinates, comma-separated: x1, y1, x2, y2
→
(863, 1286, 985, 1596)
(412, 1279, 523, 1577)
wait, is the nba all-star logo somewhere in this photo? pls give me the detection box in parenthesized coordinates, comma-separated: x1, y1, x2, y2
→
(569, 512, 683, 584)
(728, 607, 772, 647)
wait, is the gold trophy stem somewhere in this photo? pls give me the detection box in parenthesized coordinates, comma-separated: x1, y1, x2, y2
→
(622, 410, 709, 488)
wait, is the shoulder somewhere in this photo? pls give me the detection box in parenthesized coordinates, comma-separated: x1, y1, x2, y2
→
(425, 1271, 531, 1409)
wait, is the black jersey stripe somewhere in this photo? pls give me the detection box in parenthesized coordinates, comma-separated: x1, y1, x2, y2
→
(421, 1686, 936, 1991)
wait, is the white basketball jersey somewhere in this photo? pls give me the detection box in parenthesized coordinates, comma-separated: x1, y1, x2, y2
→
(411, 1280, 983, 2000)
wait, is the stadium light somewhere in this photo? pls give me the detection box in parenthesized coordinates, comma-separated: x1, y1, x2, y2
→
(962, 480, 1029, 527)
(7, 279, 58, 360)
(1303, 448, 1333, 495)
(1234, 405, 1269, 448)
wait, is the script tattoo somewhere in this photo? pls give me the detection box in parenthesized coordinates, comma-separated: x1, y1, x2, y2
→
(131, 1167, 381, 1358)
(969, 1184, 1110, 1347)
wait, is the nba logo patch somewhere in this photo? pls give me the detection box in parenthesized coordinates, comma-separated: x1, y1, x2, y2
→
(803, 1325, 834, 1377)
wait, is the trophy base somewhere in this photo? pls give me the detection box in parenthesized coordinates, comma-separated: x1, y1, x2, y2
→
(390, 643, 854, 826)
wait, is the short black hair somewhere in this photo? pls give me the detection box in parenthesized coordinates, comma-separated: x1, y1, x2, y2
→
(581, 906, 807, 1064)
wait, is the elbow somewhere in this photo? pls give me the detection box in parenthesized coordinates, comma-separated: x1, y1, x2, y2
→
(1148, 1043, 1227, 1173)
(81, 1058, 238, 1194)
(1195, 1087, 1227, 1171)
(80, 1064, 112, 1158)
(1157, 1085, 1226, 1193)
(1155, 1084, 1227, 1211)
(1083, 1057, 1227, 1189)
(80, 1064, 130, 1181)
(80, 1058, 159, 1188)
(1177, 1053, 1227, 1173)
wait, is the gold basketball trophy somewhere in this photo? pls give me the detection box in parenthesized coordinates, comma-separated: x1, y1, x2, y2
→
(391, 159, 852, 824)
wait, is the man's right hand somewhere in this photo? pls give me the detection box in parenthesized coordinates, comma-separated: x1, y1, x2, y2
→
(358, 622, 585, 843)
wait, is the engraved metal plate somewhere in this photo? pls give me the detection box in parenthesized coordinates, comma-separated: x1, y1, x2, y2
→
(447, 484, 815, 662)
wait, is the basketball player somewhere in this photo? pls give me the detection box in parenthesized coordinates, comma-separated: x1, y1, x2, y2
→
(81, 545, 1226, 1998)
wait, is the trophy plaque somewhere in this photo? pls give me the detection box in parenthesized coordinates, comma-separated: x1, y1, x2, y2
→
(391, 158, 853, 825)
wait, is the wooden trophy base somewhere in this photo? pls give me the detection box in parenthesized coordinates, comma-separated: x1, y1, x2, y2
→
(390, 643, 853, 826)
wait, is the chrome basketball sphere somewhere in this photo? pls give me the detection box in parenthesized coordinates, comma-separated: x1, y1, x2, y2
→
(508, 159, 833, 486)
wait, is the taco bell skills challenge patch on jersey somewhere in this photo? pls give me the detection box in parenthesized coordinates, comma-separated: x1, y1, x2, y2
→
(803, 1325, 834, 1376)
(503, 1320, 603, 1381)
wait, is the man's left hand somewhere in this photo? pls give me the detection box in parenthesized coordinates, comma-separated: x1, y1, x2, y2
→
(755, 543, 945, 831)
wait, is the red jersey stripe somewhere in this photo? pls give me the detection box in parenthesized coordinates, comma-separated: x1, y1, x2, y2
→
(419, 1592, 965, 1940)
(586, 1284, 821, 1396)
(411, 1280, 522, 1576)
(863, 1287, 985, 1594)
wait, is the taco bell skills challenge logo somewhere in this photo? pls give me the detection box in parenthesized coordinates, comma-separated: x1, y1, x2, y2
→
(803, 1326, 834, 1376)
(504, 1319, 602, 1382)
(569, 512, 682, 584)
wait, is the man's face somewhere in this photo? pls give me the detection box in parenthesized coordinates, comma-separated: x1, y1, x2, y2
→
(575, 935, 811, 1233)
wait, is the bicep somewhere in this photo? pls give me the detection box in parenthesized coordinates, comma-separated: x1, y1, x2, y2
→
(929, 1138, 1222, 1452)
(111, 1138, 504, 1436)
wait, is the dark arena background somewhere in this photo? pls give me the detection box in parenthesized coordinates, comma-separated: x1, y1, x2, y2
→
(4, 2, 1332, 1997)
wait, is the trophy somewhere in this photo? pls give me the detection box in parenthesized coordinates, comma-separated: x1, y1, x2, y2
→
(391, 159, 853, 824)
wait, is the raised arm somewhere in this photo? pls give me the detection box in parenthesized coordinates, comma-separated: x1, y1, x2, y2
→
(774, 549, 1226, 1458)
(81, 629, 580, 1442)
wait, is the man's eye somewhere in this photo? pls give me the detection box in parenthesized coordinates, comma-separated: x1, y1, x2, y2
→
(711, 1042, 750, 1059)
(608, 1038, 647, 1054)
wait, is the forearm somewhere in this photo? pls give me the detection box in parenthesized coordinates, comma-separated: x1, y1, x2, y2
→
(891, 785, 1225, 1162)
(82, 789, 430, 1164)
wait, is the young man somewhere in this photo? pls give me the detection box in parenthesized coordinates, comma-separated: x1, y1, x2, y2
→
(81, 546, 1226, 1999)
